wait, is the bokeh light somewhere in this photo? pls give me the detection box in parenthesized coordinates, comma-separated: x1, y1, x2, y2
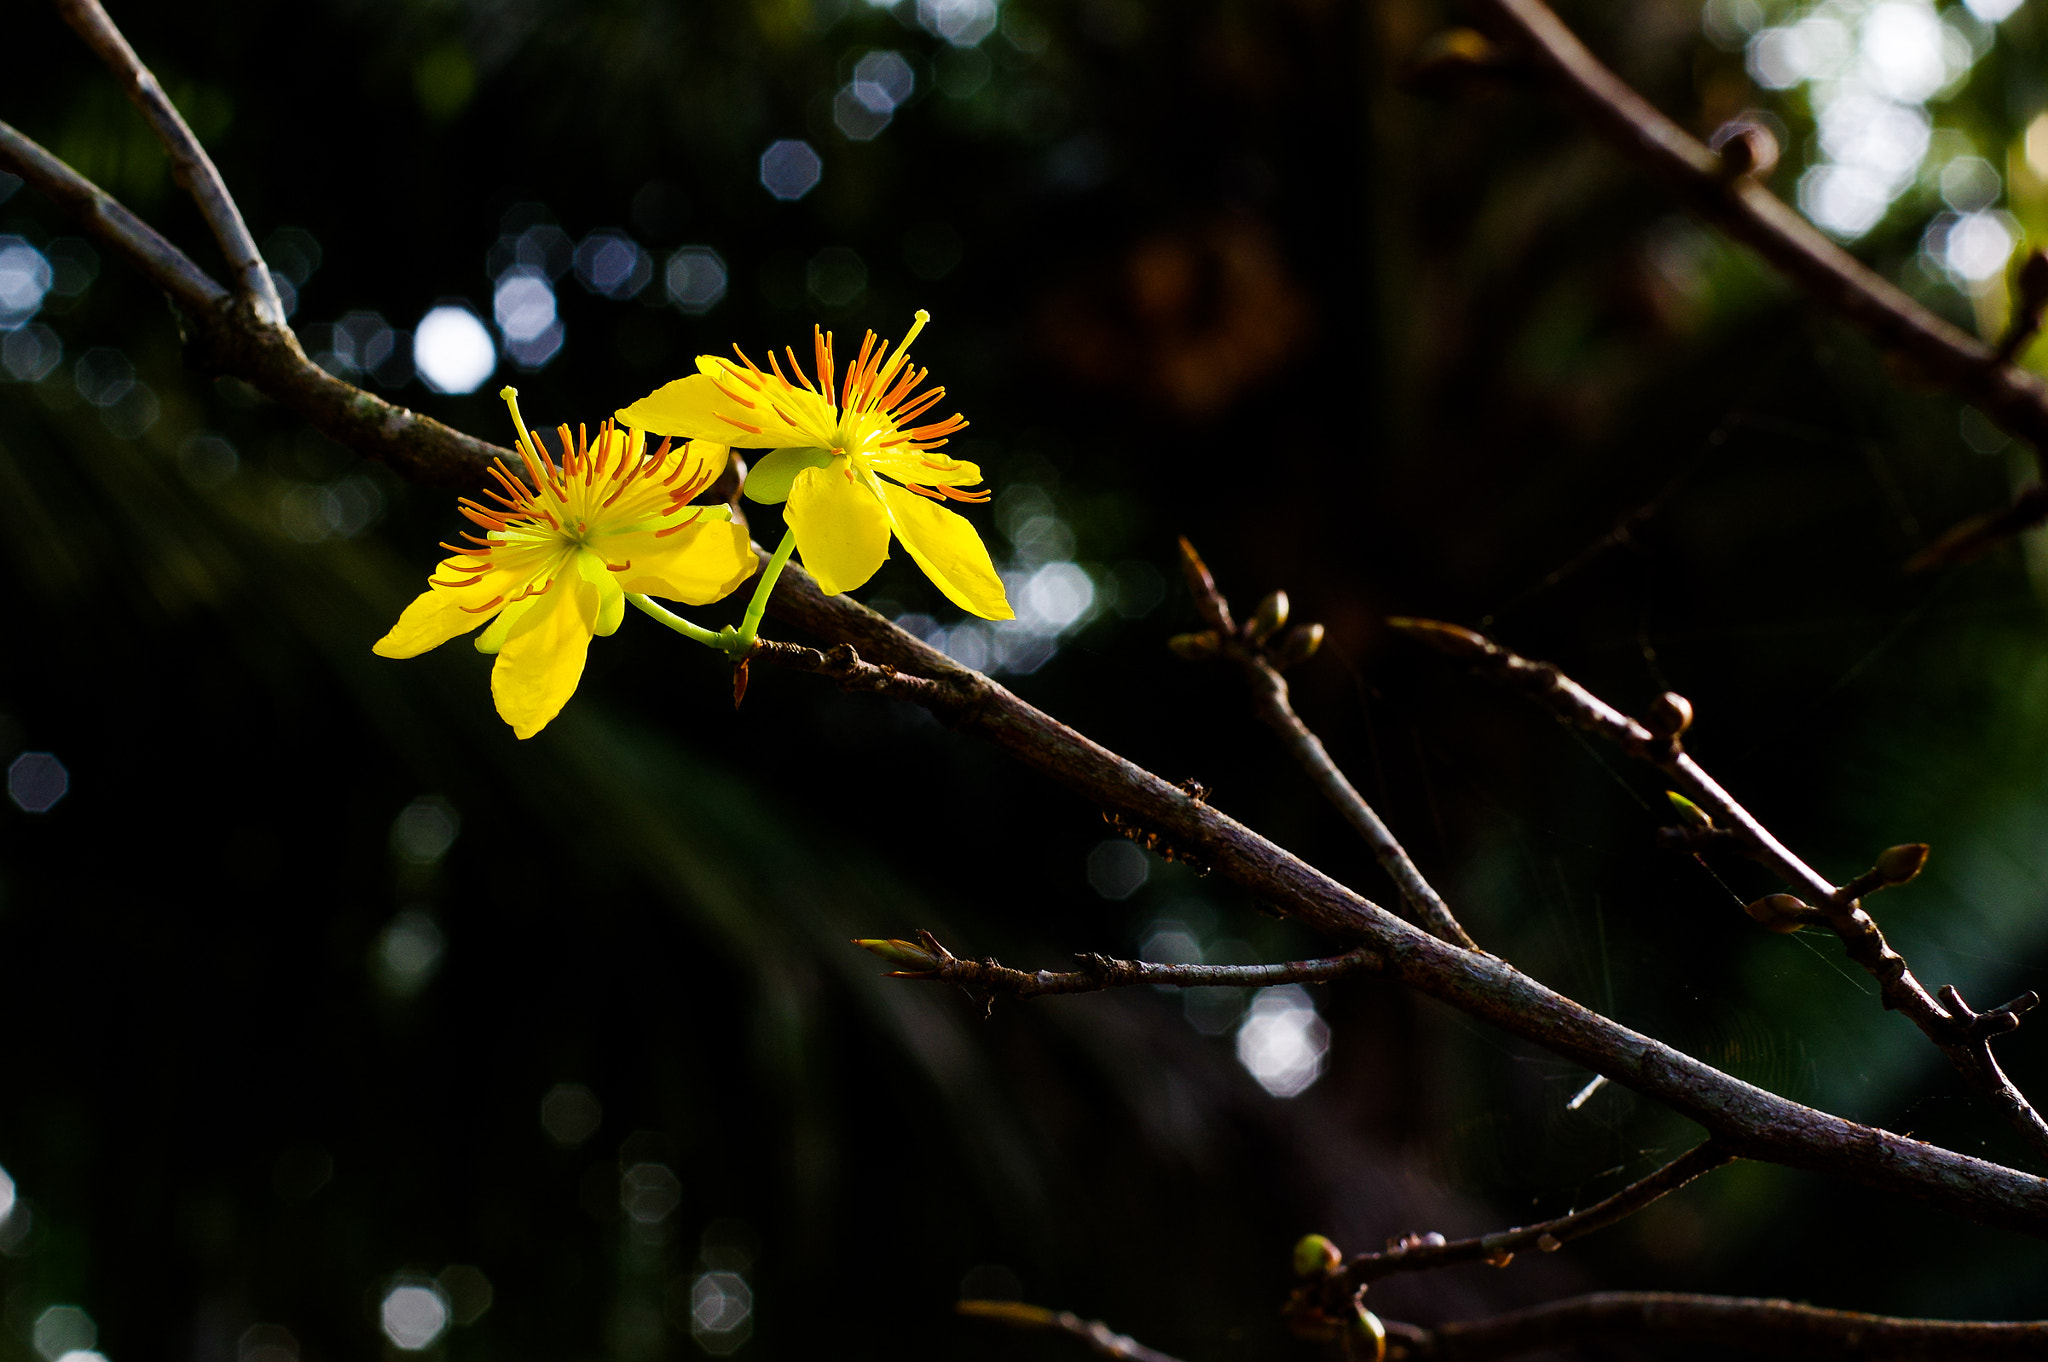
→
(237, 1324, 297, 1362)
(574, 230, 652, 300)
(379, 1282, 451, 1350)
(391, 795, 460, 865)
(1086, 839, 1148, 900)
(494, 267, 564, 370)
(1234, 985, 1329, 1099)
(412, 304, 495, 394)
(917, 0, 999, 47)
(620, 1161, 682, 1223)
(32, 1306, 95, 1362)
(687, 1272, 752, 1355)
(0, 237, 53, 328)
(664, 248, 728, 315)
(540, 1082, 603, 1147)
(1, 323, 61, 382)
(374, 910, 445, 998)
(758, 139, 823, 201)
(8, 752, 68, 813)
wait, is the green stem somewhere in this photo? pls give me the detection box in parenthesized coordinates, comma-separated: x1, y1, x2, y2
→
(731, 527, 799, 654)
(627, 593, 724, 647)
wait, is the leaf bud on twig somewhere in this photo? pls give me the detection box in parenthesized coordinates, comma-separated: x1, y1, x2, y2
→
(1744, 894, 1810, 934)
(1645, 691, 1694, 738)
(1250, 590, 1290, 643)
(853, 937, 940, 971)
(1167, 630, 1221, 660)
(1386, 616, 1495, 660)
(1291, 1233, 1342, 1277)
(1710, 119, 1779, 181)
(1272, 622, 1326, 669)
(1664, 791, 1713, 830)
(1874, 842, 1929, 885)
(1537, 1232, 1562, 1252)
(1346, 1305, 1388, 1362)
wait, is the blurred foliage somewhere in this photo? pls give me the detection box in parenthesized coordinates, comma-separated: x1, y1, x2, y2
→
(2, 0, 2047, 1359)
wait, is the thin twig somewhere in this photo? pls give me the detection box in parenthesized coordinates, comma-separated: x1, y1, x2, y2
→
(861, 929, 1377, 998)
(756, 572, 2048, 1235)
(1467, 0, 2048, 466)
(0, 119, 228, 315)
(53, 0, 286, 324)
(1384, 1292, 2047, 1360)
(1389, 617, 2048, 1165)
(1174, 540, 1480, 950)
(957, 1301, 1186, 1362)
(1337, 1141, 1732, 1289)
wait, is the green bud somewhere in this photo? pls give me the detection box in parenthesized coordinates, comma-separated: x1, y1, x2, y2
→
(1250, 591, 1290, 643)
(1291, 1233, 1342, 1277)
(1665, 791, 1713, 830)
(1744, 894, 1809, 934)
(1273, 622, 1325, 669)
(1386, 616, 1494, 660)
(1168, 630, 1221, 660)
(853, 938, 939, 970)
(1346, 1305, 1387, 1362)
(1875, 843, 1929, 885)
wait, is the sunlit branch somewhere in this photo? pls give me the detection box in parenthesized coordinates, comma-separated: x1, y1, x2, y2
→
(53, 0, 286, 324)
(1338, 1141, 1732, 1290)
(858, 929, 1377, 998)
(1382, 1292, 2048, 1360)
(1174, 538, 1479, 951)
(1388, 616, 2048, 1165)
(0, 119, 227, 314)
(957, 1302, 1186, 1362)
(1465, 0, 2048, 556)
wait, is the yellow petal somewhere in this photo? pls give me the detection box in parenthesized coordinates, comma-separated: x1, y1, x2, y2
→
(876, 481, 1013, 620)
(490, 573, 602, 739)
(614, 518, 757, 605)
(374, 585, 492, 658)
(787, 463, 891, 595)
(864, 450, 984, 488)
(618, 374, 764, 444)
(475, 592, 541, 654)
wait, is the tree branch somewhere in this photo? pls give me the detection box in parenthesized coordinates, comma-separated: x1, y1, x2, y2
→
(1387, 616, 2048, 1165)
(53, 0, 286, 324)
(957, 1302, 1186, 1362)
(751, 572, 2048, 1236)
(855, 929, 1376, 998)
(1337, 1141, 1732, 1289)
(0, 118, 227, 315)
(1385, 1292, 2048, 1360)
(1173, 540, 1480, 951)
(1465, 0, 2048, 467)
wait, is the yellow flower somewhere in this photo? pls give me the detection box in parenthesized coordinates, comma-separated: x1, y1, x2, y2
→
(617, 311, 1013, 620)
(374, 394, 756, 738)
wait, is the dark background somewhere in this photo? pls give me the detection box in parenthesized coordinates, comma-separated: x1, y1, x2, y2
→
(1, 0, 2046, 1358)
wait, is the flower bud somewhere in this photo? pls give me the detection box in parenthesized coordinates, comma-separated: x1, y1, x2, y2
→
(1744, 894, 1809, 934)
(1386, 617, 1494, 660)
(1875, 843, 1929, 885)
(1646, 692, 1694, 738)
(1292, 1233, 1342, 1277)
(1346, 1305, 1387, 1362)
(853, 938, 939, 970)
(1273, 622, 1326, 669)
(1537, 1232, 1562, 1252)
(1250, 591, 1291, 643)
(1168, 630, 1221, 660)
(1665, 791, 1713, 830)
